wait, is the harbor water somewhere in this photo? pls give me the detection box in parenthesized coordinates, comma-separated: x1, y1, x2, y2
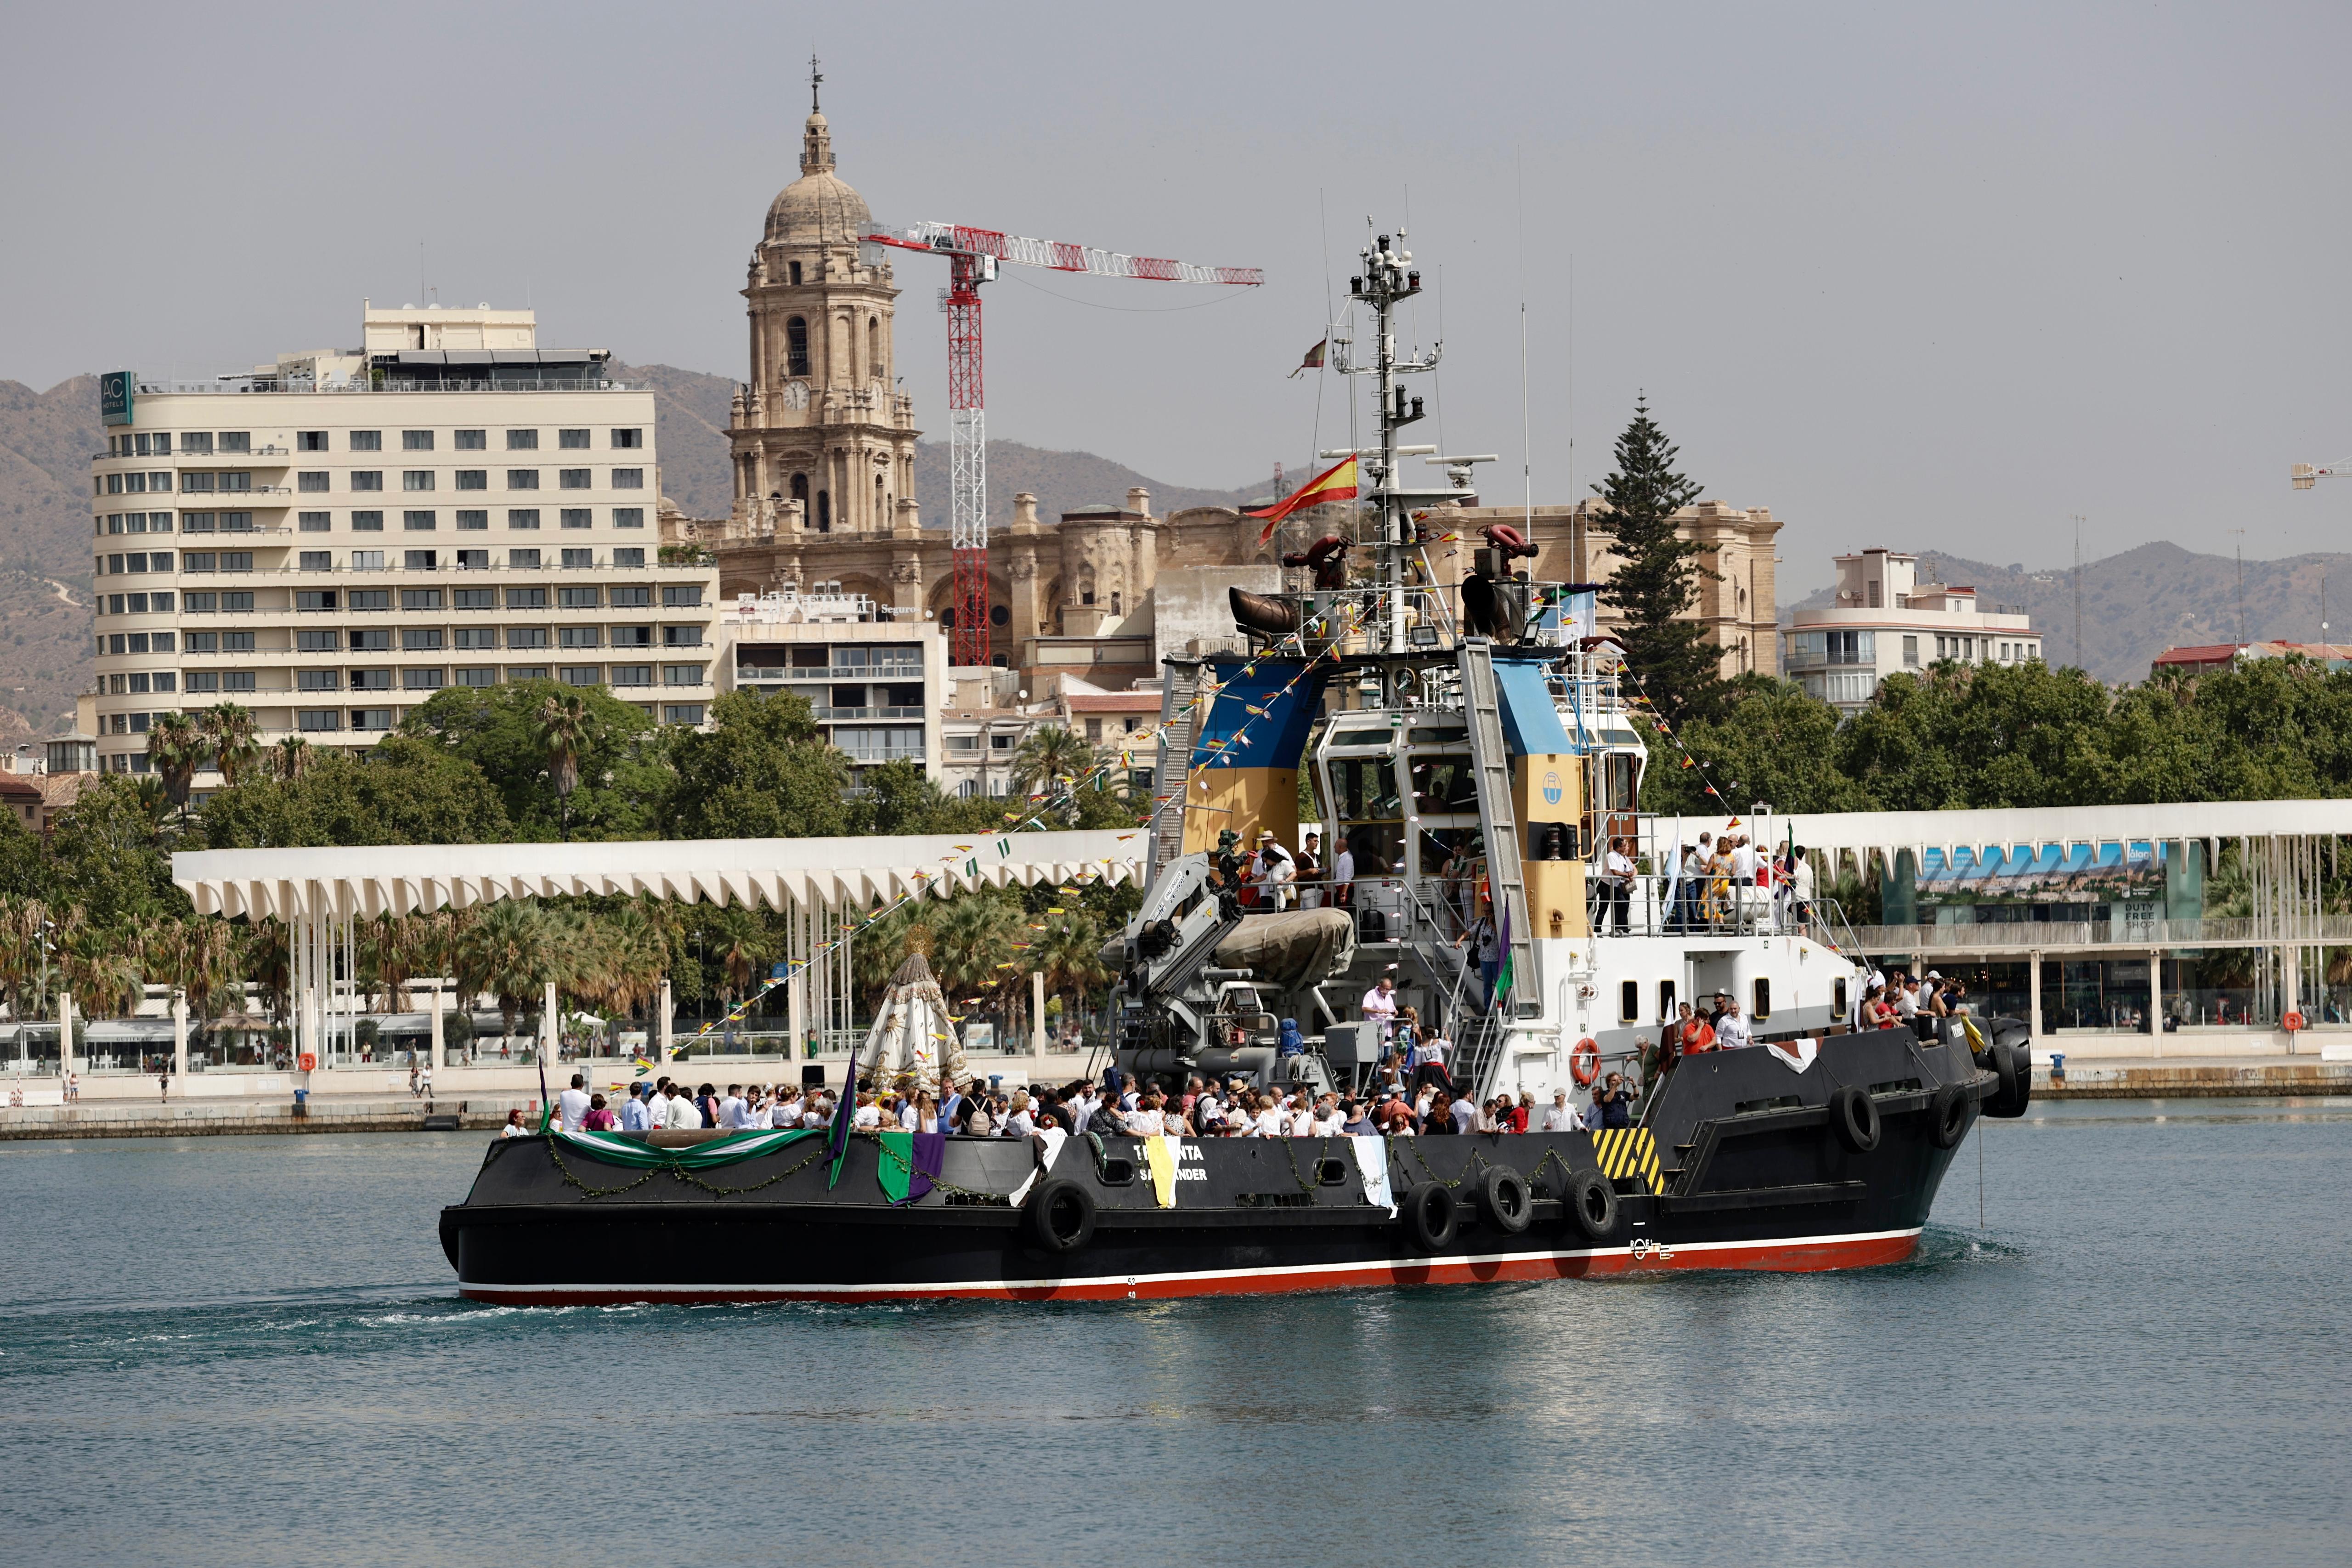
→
(3, 1101, 2346, 1567)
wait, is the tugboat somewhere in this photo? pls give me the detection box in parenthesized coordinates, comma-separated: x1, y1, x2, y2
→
(440, 228, 2027, 1304)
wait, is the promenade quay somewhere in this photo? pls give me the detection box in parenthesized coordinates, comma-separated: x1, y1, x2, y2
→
(0, 1052, 1076, 1140)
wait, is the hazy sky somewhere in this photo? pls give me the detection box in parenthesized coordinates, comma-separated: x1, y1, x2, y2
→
(8, 1, 2348, 595)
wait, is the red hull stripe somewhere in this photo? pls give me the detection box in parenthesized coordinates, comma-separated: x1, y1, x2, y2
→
(458, 1227, 1922, 1306)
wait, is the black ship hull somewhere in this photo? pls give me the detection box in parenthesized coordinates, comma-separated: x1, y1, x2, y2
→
(441, 1027, 2015, 1304)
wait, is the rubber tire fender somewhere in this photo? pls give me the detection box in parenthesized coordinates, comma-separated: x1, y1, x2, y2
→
(1025, 1178, 1096, 1255)
(1565, 1168, 1618, 1243)
(1985, 1040, 2030, 1118)
(1829, 1084, 1882, 1154)
(1477, 1166, 1533, 1234)
(1403, 1182, 1459, 1253)
(1929, 1082, 1970, 1149)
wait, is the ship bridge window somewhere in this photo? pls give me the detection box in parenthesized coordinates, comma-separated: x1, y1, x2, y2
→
(1407, 724, 1467, 745)
(1333, 757, 1402, 821)
(1409, 754, 1478, 815)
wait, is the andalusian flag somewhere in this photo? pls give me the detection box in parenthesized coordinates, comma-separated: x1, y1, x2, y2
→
(1490, 904, 1514, 1008)
(1249, 455, 1358, 544)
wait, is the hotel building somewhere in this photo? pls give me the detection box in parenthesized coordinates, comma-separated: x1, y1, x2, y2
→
(89, 305, 719, 781)
(1782, 548, 2041, 713)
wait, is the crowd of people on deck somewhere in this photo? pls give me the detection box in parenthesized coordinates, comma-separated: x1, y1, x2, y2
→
(1851, 968, 1976, 1031)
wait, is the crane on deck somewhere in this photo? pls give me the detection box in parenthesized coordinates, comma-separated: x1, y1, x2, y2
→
(862, 221, 1263, 666)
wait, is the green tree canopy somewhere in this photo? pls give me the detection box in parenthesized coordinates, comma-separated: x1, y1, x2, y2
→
(196, 734, 514, 849)
(400, 679, 667, 841)
(1592, 396, 1722, 725)
(661, 689, 856, 840)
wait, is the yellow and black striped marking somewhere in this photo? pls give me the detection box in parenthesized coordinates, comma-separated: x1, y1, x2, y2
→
(1589, 1128, 1661, 1194)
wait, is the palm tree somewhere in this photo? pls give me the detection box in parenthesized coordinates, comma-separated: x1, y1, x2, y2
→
(274, 736, 310, 782)
(927, 893, 1021, 1014)
(147, 713, 205, 813)
(1035, 906, 1112, 1045)
(1010, 725, 1098, 815)
(0, 895, 50, 1022)
(60, 918, 141, 1022)
(456, 898, 554, 1051)
(198, 702, 260, 788)
(536, 691, 597, 840)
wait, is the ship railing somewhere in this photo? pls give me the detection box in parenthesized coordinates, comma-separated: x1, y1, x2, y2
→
(1597, 872, 1801, 939)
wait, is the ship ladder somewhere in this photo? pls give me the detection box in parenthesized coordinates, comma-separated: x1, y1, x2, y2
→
(1457, 638, 1540, 1064)
(1150, 662, 1204, 876)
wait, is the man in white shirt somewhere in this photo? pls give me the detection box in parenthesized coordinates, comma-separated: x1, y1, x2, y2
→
(1541, 1089, 1575, 1132)
(665, 1090, 703, 1130)
(1361, 977, 1399, 1046)
(645, 1083, 671, 1128)
(1895, 975, 1920, 1022)
(1714, 999, 1753, 1051)
(1255, 832, 1297, 911)
(1602, 840, 1635, 933)
(557, 1074, 592, 1133)
(1332, 842, 1357, 908)
(1448, 1090, 1480, 1135)
(717, 1085, 747, 1130)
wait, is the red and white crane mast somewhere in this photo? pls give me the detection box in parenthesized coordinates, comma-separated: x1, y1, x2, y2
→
(864, 221, 1263, 666)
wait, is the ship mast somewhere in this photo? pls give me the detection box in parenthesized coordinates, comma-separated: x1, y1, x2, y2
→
(1330, 227, 1441, 656)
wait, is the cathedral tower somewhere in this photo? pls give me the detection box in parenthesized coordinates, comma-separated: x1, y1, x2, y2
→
(729, 85, 920, 538)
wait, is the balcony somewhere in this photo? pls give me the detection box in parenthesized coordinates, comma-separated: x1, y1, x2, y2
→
(814, 706, 925, 721)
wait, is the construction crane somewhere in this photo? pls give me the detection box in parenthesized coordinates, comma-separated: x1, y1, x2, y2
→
(2292, 458, 2352, 489)
(862, 221, 1263, 666)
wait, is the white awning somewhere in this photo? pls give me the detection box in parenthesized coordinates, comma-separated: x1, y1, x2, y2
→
(171, 830, 1149, 922)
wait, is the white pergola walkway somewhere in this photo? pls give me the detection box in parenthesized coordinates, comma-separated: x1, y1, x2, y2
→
(166, 831, 1151, 1075)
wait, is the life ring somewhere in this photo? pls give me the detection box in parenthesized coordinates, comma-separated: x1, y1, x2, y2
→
(2284, 1010, 2307, 1033)
(297, 1052, 317, 1072)
(1570, 1038, 1601, 1086)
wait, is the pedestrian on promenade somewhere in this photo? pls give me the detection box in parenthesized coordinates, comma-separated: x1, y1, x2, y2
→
(419, 1064, 433, 1102)
(158, 1067, 170, 1101)
(65, 1069, 79, 1102)
(408, 1063, 422, 1098)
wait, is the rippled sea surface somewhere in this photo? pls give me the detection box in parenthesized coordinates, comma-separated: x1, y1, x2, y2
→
(4, 1099, 2348, 1567)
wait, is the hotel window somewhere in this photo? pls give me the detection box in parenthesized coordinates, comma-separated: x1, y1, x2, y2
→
(220, 511, 253, 533)
(663, 704, 706, 725)
(561, 550, 594, 571)
(663, 584, 704, 608)
(455, 549, 489, 570)
(352, 551, 385, 572)
(508, 587, 548, 610)
(172, 473, 202, 494)
(611, 587, 650, 607)
(611, 665, 651, 686)
(560, 509, 591, 529)
(457, 668, 496, 687)
(182, 433, 214, 455)
(350, 430, 381, 452)
(456, 510, 488, 531)
(611, 429, 643, 449)
(402, 471, 435, 492)
(352, 510, 384, 531)
(184, 672, 219, 693)
(350, 629, 390, 651)
(296, 630, 335, 651)
(217, 432, 249, 453)
(184, 553, 215, 572)
(183, 593, 217, 611)
(402, 669, 446, 691)
(507, 470, 540, 489)
(402, 430, 434, 452)
(297, 431, 329, 452)
(352, 470, 383, 492)
(559, 429, 591, 450)
(613, 508, 644, 529)
(300, 511, 330, 532)
(299, 551, 332, 572)
(183, 511, 217, 533)
(558, 584, 598, 606)
(613, 547, 645, 568)
(663, 626, 704, 648)
(298, 710, 341, 733)
(1903, 634, 1919, 667)
(560, 666, 600, 687)
(456, 470, 486, 490)
(509, 549, 542, 569)
(664, 664, 705, 686)
(299, 471, 329, 492)
(454, 589, 495, 611)
(187, 632, 218, 653)
(349, 669, 391, 691)
(296, 590, 338, 611)
(559, 469, 590, 489)
(507, 509, 540, 530)
(297, 669, 338, 692)
(455, 627, 498, 650)
(506, 430, 538, 450)
(404, 510, 436, 532)
(221, 667, 255, 687)
(350, 589, 390, 609)
(508, 666, 549, 681)
(508, 627, 549, 649)
(352, 709, 394, 732)
(560, 626, 602, 649)
(612, 468, 644, 489)
(612, 626, 651, 647)
(455, 429, 486, 451)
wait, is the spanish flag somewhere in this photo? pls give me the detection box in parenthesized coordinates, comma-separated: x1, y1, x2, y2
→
(1249, 455, 1358, 543)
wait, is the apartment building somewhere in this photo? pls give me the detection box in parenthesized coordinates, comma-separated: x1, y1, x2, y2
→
(1783, 548, 2041, 713)
(719, 588, 941, 776)
(89, 305, 718, 780)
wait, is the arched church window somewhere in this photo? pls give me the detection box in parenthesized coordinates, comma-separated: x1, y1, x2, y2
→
(867, 316, 880, 372)
(816, 490, 831, 532)
(786, 317, 810, 378)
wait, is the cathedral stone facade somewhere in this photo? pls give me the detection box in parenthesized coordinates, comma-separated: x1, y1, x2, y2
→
(673, 103, 1782, 684)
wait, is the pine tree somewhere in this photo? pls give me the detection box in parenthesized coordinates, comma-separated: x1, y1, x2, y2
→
(1591, 397, 1724, 724)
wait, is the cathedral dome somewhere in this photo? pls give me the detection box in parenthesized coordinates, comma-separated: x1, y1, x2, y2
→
(765, 111, 871, 245)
